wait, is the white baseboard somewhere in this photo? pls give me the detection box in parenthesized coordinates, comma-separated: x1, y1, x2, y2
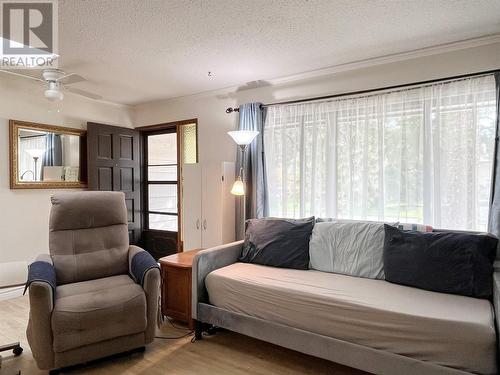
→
(0, 285, 24, 301)
(0, 261, 27, 288)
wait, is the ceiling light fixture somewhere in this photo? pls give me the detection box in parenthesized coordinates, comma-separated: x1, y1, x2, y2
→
(44, 81, 64, 101)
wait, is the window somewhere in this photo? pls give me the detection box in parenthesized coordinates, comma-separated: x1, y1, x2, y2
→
(182, 123, 198, 164)
(264, 75, 497, 231)
(145, 130, 178, 231)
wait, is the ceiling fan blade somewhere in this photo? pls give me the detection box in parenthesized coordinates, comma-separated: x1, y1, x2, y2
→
(65, 86, 102, 100)
(0, 69, 44, 82)
(57, 73, 86, 84)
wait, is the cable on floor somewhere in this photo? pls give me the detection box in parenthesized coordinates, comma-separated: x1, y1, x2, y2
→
(155, 314, 194, 340)
(155, 330, 193, 340)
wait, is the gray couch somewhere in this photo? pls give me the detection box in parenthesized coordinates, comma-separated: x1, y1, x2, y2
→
(192, 240, 500, 375)
(26, 191, 160, 372)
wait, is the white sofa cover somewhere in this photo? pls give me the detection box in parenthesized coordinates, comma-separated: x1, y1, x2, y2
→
(206, 262, 496, 375)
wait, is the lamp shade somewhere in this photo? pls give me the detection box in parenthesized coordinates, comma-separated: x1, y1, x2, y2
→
(44, 88, 64, 101)
(230, 176, 245, 196)
(26, 149, 46, 158)
(227, 130, 259, 146)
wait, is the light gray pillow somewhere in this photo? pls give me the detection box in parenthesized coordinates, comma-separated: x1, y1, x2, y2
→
(309, 220, 392, 279)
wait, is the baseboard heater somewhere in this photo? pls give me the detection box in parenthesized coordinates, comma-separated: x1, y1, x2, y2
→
(0, 261, 27, 300)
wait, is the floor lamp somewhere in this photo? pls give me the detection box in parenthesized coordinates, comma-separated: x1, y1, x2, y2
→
(26, 149, 46, 181)
(227, 130, 259, 240)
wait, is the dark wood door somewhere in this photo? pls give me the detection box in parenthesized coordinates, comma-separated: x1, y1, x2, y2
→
(87, 122, 142, 244)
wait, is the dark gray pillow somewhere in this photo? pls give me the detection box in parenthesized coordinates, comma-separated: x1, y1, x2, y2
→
(239, 217, 315, 269)
(383, 225, 497, 299)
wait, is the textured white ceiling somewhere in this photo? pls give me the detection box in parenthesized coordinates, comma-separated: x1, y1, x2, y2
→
(21, 0, 500, 104)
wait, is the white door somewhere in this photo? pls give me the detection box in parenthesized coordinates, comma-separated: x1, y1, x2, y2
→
(201, 161, 223, 247)
(182, 163, 202, 250)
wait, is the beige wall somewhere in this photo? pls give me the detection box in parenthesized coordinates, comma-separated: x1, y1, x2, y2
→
(0, 76, 133, 285)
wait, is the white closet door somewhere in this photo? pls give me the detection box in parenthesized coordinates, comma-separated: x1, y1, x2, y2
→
(201, 161, 224, 248)
(182, 163, 202, 250)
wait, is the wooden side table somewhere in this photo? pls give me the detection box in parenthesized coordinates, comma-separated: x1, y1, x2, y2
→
(159, 249, 202, 330)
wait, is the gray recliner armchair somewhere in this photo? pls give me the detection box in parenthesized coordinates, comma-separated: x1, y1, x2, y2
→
(25, 191, 160, 372)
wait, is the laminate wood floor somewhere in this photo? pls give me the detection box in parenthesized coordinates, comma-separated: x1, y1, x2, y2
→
(0, 296, 366, 375)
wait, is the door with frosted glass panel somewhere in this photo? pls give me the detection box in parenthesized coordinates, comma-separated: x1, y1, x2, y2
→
(143, 128, 179, 257)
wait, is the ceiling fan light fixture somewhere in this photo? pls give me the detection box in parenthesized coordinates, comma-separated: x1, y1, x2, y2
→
(44, 87, 64, 101)
(0, 68, 100, 101)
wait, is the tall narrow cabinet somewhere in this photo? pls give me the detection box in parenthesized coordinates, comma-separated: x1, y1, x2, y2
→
(182, 161, 235, 250)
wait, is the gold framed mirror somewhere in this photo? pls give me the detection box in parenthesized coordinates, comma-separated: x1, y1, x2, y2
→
(9, 120, 87, 189)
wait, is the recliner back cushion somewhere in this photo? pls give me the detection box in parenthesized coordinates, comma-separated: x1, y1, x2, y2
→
(49, 191, 129, 284)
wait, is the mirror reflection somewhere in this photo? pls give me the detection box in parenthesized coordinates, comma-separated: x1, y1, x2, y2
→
(18, 129, 81, 182)
(10, 120, 86, 189)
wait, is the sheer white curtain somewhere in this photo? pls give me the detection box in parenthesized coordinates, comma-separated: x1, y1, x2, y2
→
(264, 75, 497, 231)
(19, 136, 46, 181)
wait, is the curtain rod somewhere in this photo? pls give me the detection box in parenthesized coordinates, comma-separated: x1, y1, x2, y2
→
(20, 134, 46, 139)
(225, 68, 500, 113)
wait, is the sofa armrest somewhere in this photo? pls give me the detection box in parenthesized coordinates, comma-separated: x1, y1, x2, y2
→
(493, 263, 500, 359)
(128, 245, 160, 343)
(25, 254, 55, 369)
(493, 270, 500, 328)
(192, 241, 243, 319)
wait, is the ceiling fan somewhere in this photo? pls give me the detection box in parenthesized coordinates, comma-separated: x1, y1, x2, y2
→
(0, 68, 102, 101)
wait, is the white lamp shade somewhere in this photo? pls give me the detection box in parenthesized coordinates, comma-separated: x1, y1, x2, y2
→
(227, 130, 259, 146)
(230, 177, 245, 196)
(44, 88, 64, 101)
(26, 149, 46, 158)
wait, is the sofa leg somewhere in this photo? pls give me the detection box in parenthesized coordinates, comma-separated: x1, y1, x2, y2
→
(206, 325, 219, 336)
(194, 320, 203, 341)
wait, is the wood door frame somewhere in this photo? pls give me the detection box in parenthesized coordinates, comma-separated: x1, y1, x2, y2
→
(138, 118, 198, 252)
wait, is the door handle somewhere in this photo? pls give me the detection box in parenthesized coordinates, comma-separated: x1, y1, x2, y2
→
(203, 219, 207, 230)
(196, 219, 200, 230)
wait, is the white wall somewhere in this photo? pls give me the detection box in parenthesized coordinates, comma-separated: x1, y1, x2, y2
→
(133, 41, 500, 245)
(0, 76, 133, 286)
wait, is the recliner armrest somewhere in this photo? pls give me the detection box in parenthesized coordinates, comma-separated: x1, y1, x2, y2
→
(25, 254, 55, 369)
(128, 245, 160, 344)
(128, 245, 159, 287)
(25, 254, 56, 296)
(192, 241, 243, 319)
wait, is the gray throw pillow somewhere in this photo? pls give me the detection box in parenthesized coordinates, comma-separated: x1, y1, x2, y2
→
(309, 220, 391, 279)
(239, 217, 315, 269)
